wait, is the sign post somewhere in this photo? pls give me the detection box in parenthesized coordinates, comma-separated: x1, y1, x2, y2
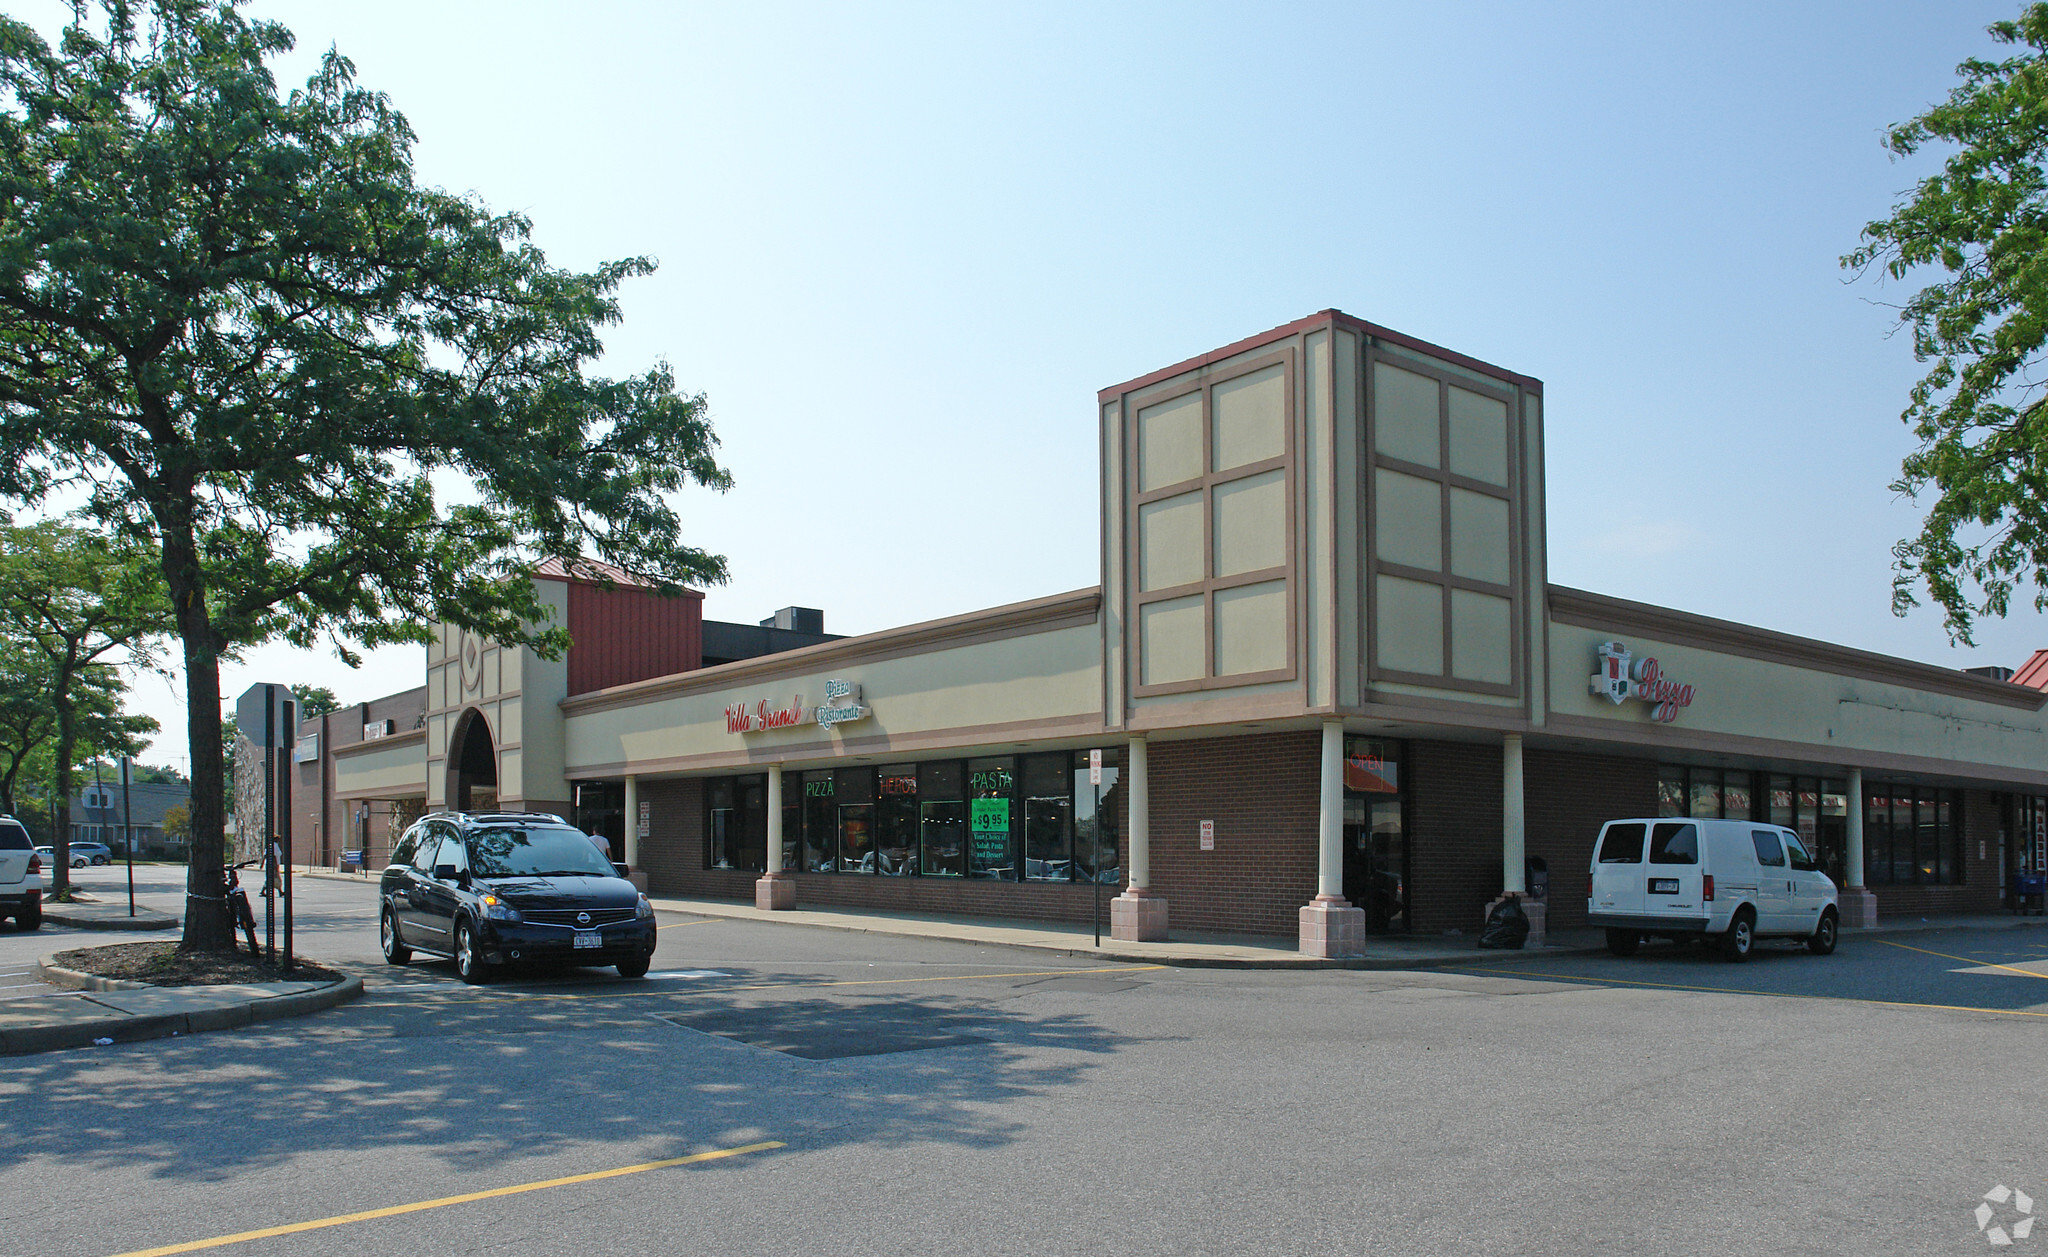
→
(1089, 750, 1103, 946)
(235, 683, 299, 972)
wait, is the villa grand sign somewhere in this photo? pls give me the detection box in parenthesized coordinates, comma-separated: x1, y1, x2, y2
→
(726, 678, 870, 735)
(1589, 640, 1696, 724)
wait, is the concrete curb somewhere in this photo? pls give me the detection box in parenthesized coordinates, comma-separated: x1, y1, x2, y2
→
(1, 962, 364, 1056)
(33, 958, 150, 991)
(39, 905, 179, 931)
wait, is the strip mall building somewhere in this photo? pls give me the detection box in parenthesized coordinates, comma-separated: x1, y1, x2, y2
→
(294, 311, 2048, 955)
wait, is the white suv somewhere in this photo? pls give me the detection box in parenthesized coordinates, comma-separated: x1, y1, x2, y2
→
(0, 816, 43, 931)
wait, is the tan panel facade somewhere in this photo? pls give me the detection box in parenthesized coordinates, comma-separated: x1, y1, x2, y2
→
(562, 601, 1105, 778)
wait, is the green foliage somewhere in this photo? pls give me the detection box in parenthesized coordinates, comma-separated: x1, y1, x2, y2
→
(128, 762, 187, 785)
(162, 802, 189, 840)
(289, 685, 340, 718)
(0, 520, 164, 890)
(0, 3, 730, 941)
(1846, 3, 2048, 643)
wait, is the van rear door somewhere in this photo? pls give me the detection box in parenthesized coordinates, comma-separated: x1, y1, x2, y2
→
(0, 819, 30, 886)
(1643, 821, 1705, 925)
(1591, 822, 1647, 918)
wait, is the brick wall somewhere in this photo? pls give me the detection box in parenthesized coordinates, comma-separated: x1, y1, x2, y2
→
(1406, 740, 1502, 936)
(635, 775, 1131, 928)
(1146, 731, 1320, 938)
(1872, 788, 2003, 918)
(1524, 749, 1660, 932)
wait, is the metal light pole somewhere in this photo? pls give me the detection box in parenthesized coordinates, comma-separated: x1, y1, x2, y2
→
(120, 756, 135, 916)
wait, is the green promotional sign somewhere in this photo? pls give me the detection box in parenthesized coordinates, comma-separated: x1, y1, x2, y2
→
(970, 798, 1009, 865)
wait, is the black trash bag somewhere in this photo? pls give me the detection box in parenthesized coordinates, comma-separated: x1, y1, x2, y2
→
(1478, 897, 1530, 950)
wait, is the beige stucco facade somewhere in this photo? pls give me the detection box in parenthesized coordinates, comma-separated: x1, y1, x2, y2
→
(343, 309, 2046, 944)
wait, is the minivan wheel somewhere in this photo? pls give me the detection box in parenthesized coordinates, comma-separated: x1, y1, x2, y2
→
(453, 920, 486, 984)
(380, 907, 411, 966)
(1721, 909, 1755, 962)
(1808, 909, 1838, 956)
(1604, 928, 1640, 957)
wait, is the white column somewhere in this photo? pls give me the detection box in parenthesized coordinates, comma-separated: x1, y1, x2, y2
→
(1846, 767, 1864, 889)
(765, 766, 783, 875)
(1318, 718, 1344, 899)
(622, 774, 639, 869)
(1502, 734, 1526, 894)
(1126, 736, 1149, 891)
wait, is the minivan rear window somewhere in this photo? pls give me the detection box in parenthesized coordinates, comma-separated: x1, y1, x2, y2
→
(1597, 823, 1645, 863)
(1649, 823, 1698, 865)
(0, 821, 28, 850)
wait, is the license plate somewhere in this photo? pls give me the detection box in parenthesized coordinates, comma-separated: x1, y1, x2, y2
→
(1648, 879, 1680, 894)
(573, 931, 601, 949)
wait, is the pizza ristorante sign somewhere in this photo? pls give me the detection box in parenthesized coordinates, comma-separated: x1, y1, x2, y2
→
(726, 678, 870, 735)
(1589, 640, 1696, 723)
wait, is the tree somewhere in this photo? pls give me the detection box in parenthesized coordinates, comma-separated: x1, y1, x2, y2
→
(0, 638, 55, 815)
(0, 3, 729, 948)
(129, 763, 187, 785)
(161, 802, 189, 842)
(289, 685, 339, 718)
(0, 522, 164, 896)
(1845, 3, 2048, 643)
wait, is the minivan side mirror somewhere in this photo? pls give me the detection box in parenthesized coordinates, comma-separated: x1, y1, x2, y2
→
(434, 863, 460, 883)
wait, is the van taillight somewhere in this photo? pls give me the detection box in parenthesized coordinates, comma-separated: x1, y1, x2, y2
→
(26, 855, 39, 875)
(1587, 874, 1594, 899)
(1702, 874, 1714, 902)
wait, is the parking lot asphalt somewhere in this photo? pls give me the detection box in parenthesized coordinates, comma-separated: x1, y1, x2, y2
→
(8, 872, 2048, 1257)
(1449, 925, 2048, 1015)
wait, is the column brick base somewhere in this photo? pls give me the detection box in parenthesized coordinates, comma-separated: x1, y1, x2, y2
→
(1110, 889, 1168, 941)
(1837, 888, 1878, 928)
(1298, 895, 1366, 958)
(754, 872, 796, 911)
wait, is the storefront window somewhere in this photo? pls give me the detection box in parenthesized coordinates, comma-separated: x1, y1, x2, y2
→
(1073, 749, 1122, 885)
(919, 761, 966, 878)
(572, 780, 625, 853)
(803, 773, 836, 871)
(837, 767, 875, 874)
(1657, 768, 1685, 818)
(1768, 776, 1794, 829)
(1689, 777, 1720, 819)
(968, 758, 1015, 880)
(875, 764, 918, 875)
(1023, 752, 1073, 882)
(1721, 773, 1752, 820)
(779, 773, 800, 872)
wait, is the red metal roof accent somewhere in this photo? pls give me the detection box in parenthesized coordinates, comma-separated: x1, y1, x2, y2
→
(2012, 649, 2048, 691)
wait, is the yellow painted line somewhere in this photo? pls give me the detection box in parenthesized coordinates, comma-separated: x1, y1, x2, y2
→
(104, 1140, 785, 1257)
(1874, 938, 2048, 979)
(1450, 964, 2048, 1019)
(657, 918, 719, 930)
(358, 963, 1166, 1009)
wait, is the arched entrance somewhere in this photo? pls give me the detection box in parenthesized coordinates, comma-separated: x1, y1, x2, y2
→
(448, 708, 499, 813)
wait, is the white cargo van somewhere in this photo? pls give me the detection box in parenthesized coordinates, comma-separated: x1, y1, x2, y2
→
(1587, 818, 1837, 961)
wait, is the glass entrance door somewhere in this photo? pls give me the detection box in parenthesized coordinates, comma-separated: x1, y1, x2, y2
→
(1341, 738, 1407, 934)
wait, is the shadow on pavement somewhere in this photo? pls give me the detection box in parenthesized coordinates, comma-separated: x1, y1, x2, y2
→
(0, 964, 1140, 1183)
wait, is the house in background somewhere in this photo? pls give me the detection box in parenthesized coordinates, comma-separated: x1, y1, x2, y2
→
(70, 778, 192, 858)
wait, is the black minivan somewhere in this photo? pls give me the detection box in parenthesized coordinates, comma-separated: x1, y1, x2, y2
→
(379, 811, 657, 983)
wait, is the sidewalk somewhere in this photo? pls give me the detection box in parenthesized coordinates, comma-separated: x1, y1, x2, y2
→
(0, 956, 362, 1055)
(641, 893, 1597, 969)
(299, 864, 2048, 966)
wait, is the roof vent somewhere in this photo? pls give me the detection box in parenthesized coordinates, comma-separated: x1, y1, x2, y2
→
(760, 607, 824, 634)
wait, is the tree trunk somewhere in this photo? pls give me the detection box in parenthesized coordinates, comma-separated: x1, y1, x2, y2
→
(166, 530, 233, 952)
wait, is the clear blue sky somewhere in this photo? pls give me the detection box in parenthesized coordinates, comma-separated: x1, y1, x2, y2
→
(66, 0, 2045, 764)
